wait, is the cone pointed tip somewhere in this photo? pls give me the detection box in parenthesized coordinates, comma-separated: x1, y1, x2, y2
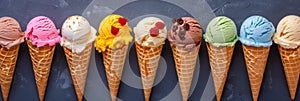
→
(144, 95, 150, 101)
(3, 96, 8, 101)
(252, 95, 258, 101)
(290, 94, 295, 100)
(37, 88, 45, 101)
(39, 96, 44, 101)
(182, 96, 188, 101)
(111, 94, 117, 101)
(216, 94, 221, 101)
(1, 80, 12, 101)
(2, 93, 8, 101)
(143, 89, 151, 101)
(77, 96, 83, 101)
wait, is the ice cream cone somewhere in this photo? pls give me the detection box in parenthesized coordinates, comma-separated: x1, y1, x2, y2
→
(278, 45, 300, 100)
(171, 45, 200, 101)
(27, 41, 55, 101)
(0, 45, 20, 101)
(242, 45, 270, 101)
(102, 45, 128, 101)
(63, 43, 92, 101)
(0, 17, 24, 101)
(135, 43, 163, 101)
(206, 43, 234, 101)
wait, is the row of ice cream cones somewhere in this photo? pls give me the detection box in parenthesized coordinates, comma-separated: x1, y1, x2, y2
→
(0, 15, 96, 101)
(98, 15, 299, 101)
(205, 15, 300, 101)
(0, 14, 299, 101)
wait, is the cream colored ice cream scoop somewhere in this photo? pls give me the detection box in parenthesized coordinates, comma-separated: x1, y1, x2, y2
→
(134, 17, 167, 48)
(61, 15, 96, 53)
(273, 15, 300, 49)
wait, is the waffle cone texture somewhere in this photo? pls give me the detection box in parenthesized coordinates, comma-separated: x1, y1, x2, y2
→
(171, 45, 200, 101)
(0, 45, 20, 101)
(278, 45, 299, 100)
(242, 45, 270, 101)
(102, 45, 128, 101)
(206, 43, 234, 101)
(63, 43, 92, 101)
(135, 42, 163, 101)
(27, 41, 55, 101)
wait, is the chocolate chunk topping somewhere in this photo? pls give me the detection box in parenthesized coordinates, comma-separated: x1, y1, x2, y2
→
(183, 23, 190, 31)
(177, 18, 183, 25)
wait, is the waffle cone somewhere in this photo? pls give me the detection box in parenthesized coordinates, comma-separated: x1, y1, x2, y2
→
(242, 45, 270, 101)
(206, 43, 234, 101)
(102, 45, 128, 101)
(0, 45, 20, 101)
(278, 45, 300, 100)
(135, 43, 163, 101)
(63, 43, 92, 101)
(171, 45, 200, 101)
(27, 41, 55, 101)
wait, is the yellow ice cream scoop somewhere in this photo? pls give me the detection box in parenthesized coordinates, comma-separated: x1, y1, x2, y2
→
(95, 14, 133, 52)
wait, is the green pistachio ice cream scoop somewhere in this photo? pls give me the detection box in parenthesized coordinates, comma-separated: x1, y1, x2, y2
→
(204, 16, 238, 47)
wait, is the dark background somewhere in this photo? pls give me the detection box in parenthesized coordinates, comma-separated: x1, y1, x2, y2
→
(0, 0, 299, 101)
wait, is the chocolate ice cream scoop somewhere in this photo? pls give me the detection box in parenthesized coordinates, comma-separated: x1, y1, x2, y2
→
(0, 17, 24, 49)
(168, 17, 202, 51)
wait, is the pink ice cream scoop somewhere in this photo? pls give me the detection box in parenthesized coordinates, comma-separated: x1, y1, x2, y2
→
(25, 16, 61, 47)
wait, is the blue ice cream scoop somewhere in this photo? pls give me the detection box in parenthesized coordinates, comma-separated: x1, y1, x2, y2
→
(239, 15, 275, 47)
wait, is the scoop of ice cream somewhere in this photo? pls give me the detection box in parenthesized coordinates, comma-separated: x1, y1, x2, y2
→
(134, 17, 167, 48)
(204, 16, 238, 47)
(273, 15, 300, 49)
(61, 15, 96, 53)
(0, 17, 24, 49)
(239, 16, 275, 47)
(25, 16, 61, 47)
(168, 17, 202, 51)
(95, 14, 133, 52)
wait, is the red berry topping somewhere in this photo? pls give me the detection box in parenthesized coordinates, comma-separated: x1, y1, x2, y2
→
(155, 22, 165, 29)
(118, 18, 127, 26)
(150, 27, 159, 37)
(111, 26, 119, 35)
